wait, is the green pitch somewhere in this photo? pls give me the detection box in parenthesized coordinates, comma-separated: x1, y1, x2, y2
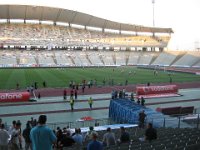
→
(0, 67, 199, 90)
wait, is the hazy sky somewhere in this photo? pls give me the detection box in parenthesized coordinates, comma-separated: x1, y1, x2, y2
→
(0, 0, 200, 50)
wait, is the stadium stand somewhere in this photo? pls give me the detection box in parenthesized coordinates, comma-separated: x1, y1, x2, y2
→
(18, 51, 37, 67)
(115, 51, 127, 66)
(87, 51, 104, 66)
(1, 49, 200, 68)
(137, 52, 155, 66)
(54, 51, 74, 66)
(172, 51, 200, 67)
(0, 23, 171, 48)
(151, 51, 181, 66)
(127, 52, 140, 66)
(101, 51, 115, 66)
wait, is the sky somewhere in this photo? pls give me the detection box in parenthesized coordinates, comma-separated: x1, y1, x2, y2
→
(0, 0, 200, 50)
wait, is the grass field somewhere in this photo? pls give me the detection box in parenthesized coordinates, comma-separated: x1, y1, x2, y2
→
(0, 67, 199, 90)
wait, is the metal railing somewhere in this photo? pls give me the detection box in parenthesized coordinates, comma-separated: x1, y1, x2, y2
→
(46, 118, 116, 130)
(45, 113, 200, 131)
(146, 113, 200, 129)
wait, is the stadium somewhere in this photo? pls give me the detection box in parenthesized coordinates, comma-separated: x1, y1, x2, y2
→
(0, 1, 200, 150)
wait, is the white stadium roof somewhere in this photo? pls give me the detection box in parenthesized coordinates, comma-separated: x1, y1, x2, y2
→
(0, 4, 173, 34)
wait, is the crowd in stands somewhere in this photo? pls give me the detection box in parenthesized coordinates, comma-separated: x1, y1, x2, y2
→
(0, 115, 157, 150)
(0, 23, 169, 47)
(1, 112, 200, 150)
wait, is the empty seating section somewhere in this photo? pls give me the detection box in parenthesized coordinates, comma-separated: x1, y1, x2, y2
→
(0, 23, 170, 47)
(37, 51, 55, 66)
(54, 51, 73, 66)
(111, 127, 200, 150)
(137, 52, 155, 65)
(127, 52, 140, 65)
(87, 52, 104, 66)
(193, 60, 200, 68)
(0, 50, 17, 66)
(70, 52, 83, 66)
(152, 51, 180, 66)
(0, 50, 200, 67)
(115, 52, 127, 65)
(78, 51, 91, 66)
(19, 52, 36, 66)
(172, 52, 200, 67)
(101, 51, 115, 66)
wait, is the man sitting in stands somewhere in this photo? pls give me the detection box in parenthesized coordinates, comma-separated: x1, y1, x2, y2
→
(145, 123, 157, 141)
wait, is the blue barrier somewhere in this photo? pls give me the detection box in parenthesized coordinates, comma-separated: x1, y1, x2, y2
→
(109, 99, 164, 127)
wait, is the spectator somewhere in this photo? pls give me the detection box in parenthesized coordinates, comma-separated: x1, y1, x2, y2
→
(84, 126, 95, 141)
(118, 126, 130, 144)
(0, 123, 10, 150)
(9, 120, 16, 135)
(22, 123, 32, 150)
(30, 115, 57, 150)
(66, 126, 72, 136)
(60, 131, 75, 148)
(10, 121, 22, 150)
(56, 129, 63, 149)
(138, 110, 146, 128)
(72, 128, 83, 146)
(87, 132, 103, 150)
(145, 123, 157, 141)
(102, 127, 116, 147)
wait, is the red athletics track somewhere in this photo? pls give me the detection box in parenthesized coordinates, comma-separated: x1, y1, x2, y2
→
(0, 82, 199, 98)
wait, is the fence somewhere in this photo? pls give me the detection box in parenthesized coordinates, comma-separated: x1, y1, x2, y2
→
(46, 118, 116, 130)
(45, 113, 200, 131)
